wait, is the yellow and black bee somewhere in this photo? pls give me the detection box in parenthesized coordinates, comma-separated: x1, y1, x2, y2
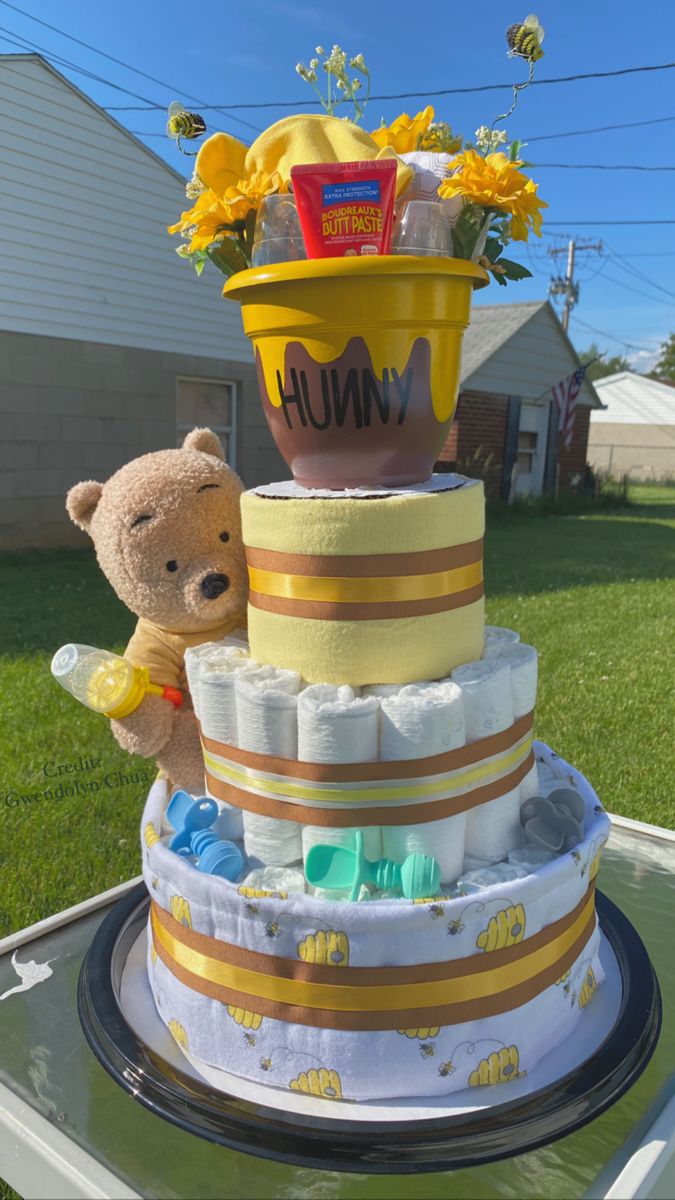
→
(243, 1032, 257, 1047)
(438, 1061, 455, 1077)
(265, 921, 281, 938)
(447, 918, 465, 936)
(245, 902, 260, 915)
(571, 850, 582, 864)
(166, 101, 207, 155)
(429, 904, 445, 921)
(260, 1057, 272, 1071)
(419, 1042, 435, 1058)
(506, 14, 545, 63)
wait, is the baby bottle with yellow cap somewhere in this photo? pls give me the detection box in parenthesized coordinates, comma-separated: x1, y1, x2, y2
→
(51, 643, 182, 719)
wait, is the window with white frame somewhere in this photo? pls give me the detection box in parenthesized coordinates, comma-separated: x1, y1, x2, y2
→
(176, 377, 237, 468)
(516, 430, 538, 475)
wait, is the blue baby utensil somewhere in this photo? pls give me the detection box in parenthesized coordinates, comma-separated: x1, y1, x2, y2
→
(166, 789, 218, 852)
(191, 829, 245, 880)
(305, 831, 441, 901)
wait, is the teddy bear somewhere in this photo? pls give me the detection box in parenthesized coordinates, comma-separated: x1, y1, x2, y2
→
(66, 428, 248, 793)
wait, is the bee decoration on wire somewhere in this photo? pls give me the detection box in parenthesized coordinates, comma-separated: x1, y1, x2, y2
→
(506, 14, 545, 62)
(438, 1061, 455, 1077)
(447, 917, 465, 937)
(166, 101, 207, 156)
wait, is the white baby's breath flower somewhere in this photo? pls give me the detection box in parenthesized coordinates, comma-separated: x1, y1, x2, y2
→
(349, 53, 367, 71)
(475, 125, 509, 153)
(185, 169, 206, 199)
(315, 45, 325, 55)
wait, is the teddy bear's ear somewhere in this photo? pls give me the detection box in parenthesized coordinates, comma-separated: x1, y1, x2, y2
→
(66, 480, 104, 532)
(182, 427, 224, 461)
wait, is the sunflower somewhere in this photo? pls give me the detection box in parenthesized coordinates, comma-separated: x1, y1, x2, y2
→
(438, 149, 547, 240)
(370, 106, 435, 155)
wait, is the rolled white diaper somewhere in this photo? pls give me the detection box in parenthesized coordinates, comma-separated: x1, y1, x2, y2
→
(519, 761, 541, 803)
(194, 646, 256, 835)
(379, 681, 466, 760)
(383, 816, 466, 887)
(483, 625, 520, 651)
(197, 649, 257, 744)
(450, 659, 514, 742)
(297, 684, 381, 875)
(484, 642, 538, 719)
(379, 681, 466, 884)
(235, 666, 302, 758)
(236, 666, 303, 866)
(464, 787, 523, 864)
(298, 684, 379, 764)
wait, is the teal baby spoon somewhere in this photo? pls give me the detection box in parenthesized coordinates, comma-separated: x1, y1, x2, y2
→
(305, 831, 441, 901)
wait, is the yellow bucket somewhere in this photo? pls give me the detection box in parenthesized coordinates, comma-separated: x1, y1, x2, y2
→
(223, 256, 488, 489)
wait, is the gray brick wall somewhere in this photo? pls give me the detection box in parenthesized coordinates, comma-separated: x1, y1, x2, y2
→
(0, 330, 287, 549)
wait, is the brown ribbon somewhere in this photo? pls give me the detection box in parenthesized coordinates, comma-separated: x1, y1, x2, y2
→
(151, 885, 596, 1031)
(200, 711, 534, 784)
(245, 538, 485, 578)
(204, 750, 535, 827)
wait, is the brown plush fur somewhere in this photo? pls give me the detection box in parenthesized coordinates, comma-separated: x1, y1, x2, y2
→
(66, 428, 248, 792)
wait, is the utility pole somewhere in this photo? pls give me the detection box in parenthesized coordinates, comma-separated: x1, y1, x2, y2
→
(548, 238, 603, 331)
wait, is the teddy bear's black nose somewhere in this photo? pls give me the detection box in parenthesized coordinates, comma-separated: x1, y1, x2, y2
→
(201, 573, 230, 599)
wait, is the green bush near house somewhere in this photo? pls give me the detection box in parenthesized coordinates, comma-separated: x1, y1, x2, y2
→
(0, 484, 673, 938)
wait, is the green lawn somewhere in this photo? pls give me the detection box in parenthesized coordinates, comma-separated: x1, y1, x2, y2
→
(0, 484, 673, 938)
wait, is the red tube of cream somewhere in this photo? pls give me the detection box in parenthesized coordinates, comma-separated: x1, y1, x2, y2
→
(291, 159, 397, 259)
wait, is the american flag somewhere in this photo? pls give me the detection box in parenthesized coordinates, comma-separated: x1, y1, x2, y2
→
(551, 365, 588, 451)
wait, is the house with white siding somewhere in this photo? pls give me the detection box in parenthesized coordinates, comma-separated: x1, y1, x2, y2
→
(588, 372, 675, 480)
(0, 55, 600, 549)
(0, 53, 285, 549)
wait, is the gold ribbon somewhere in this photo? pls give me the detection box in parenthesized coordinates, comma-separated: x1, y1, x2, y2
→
(151, 889, 596, 1024)
(247, 561, 483, 605)
(202, 735, 533, 807)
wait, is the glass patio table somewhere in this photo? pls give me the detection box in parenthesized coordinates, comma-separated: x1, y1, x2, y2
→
(0, 815, 672, 1200)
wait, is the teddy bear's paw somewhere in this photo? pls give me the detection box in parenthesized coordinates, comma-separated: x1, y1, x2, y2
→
(111, 693, 175, 757)
(156, 707, 204, 794)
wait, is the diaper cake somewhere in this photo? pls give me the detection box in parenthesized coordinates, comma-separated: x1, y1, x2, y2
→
(138, 22, 611, 1098)
(65, 24, 616, 1108)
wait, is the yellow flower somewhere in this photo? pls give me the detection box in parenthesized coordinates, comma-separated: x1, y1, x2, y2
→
(370, 106, 435, 154)
(221, 169, 283, 221)
(196, 130, 248, 198)
(438, 150, 547, 241)
(167, 188, 236, 252)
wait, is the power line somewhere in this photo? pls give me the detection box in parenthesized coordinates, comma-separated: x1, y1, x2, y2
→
(0, 25, 158, 104)
(122, 134, 675, 172)
(570, 315, 659, 352)
(532, 163, 675, 171)
(103, 60, 675, 111)
(0, 10, 261, 134)
(604, 243, 675, 301)
(526, 115, 675, 142)
(545, 220, 675, 226)
(601, 269, 675, 308)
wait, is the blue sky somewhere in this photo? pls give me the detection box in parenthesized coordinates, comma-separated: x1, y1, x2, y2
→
(2, 0, 673, 369)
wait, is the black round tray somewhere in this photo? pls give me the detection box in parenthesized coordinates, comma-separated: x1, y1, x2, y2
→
(78, 883, 661, 1174)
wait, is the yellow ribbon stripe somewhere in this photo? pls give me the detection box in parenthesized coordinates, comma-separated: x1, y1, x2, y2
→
(247, 561, 483, 605)
(202, 736, 533, 807)
(152, 891, 596, 1014)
